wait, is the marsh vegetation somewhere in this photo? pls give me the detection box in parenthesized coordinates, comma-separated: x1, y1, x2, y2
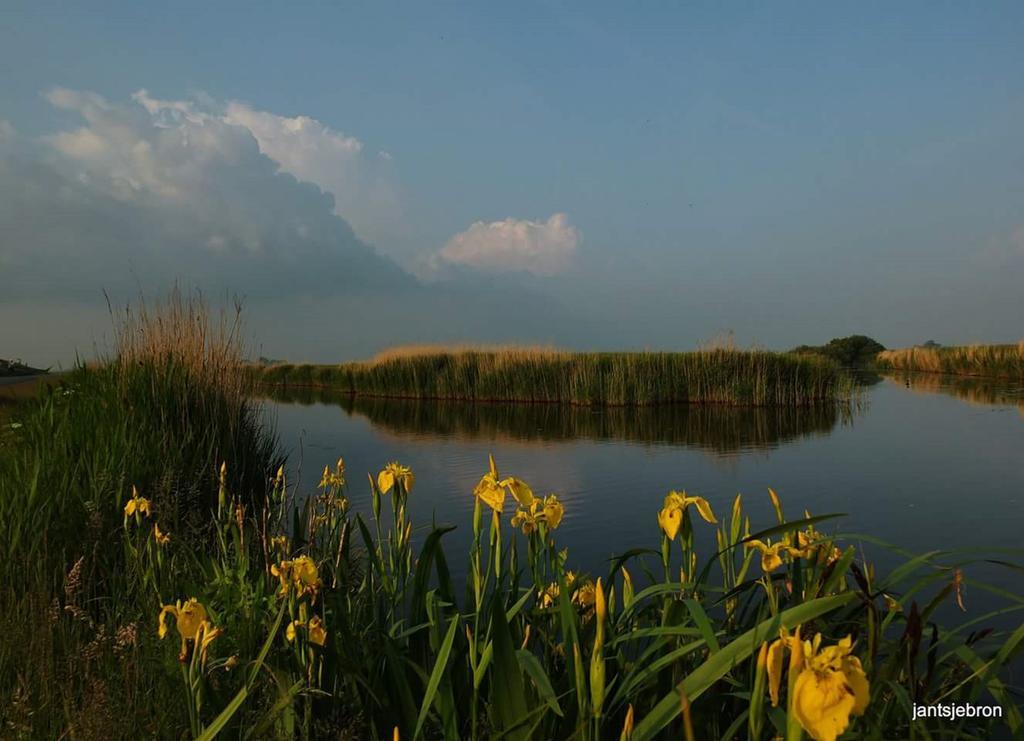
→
(876, 343, 1024, 379)
(252, 346, 854, 408)
(0, 300, 1021, 739)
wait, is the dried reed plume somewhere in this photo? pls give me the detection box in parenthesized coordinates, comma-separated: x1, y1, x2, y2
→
(109, 288, 252, 401)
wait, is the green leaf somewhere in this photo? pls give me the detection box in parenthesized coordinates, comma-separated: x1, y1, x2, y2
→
(490, 592, 530, 740)
(683, 598, 721, 653)
(517, 649, 563, 717)
(414, 614, 460, 740)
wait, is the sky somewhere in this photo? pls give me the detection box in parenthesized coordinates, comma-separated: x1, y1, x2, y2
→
(2, 2, 1024, 366)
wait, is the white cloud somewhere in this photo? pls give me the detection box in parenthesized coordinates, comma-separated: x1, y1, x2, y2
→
(1, 87, 406, 295)
(0, 119, 15, 142)
(440, 213, 581, 276)
(120, 90, 398, 245)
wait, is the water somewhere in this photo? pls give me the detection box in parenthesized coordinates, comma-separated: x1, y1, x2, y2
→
(261, 373, 1024, 612)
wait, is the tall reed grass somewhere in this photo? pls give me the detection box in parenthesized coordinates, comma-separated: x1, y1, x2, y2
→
(876, 342, 1024, 379)
(254, 346, 853, 407)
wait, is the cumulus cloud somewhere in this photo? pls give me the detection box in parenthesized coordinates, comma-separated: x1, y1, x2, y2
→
(130, 89, 397, 244)
(0, 87, 407, 298)
(439, 213, 581, 276)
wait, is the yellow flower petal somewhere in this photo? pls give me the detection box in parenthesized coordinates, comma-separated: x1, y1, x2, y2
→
(792, 667, 858, 741)
(474, 477, 506, 513)
(657, 506, 682, 540)
(157, 605, 177, 639)
(175, 598, 207, 641)
(543, 495, 564, 530)
(377, 468, 395, 495)
(505, 477, 535, 507)
(762, 550, 783, 572)
(690, 496, 717, 524)
(308, 616, 327, 646)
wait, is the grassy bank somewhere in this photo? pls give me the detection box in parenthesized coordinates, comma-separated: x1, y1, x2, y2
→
(876, 342, 1024, 379)
(252, 346, 854, 407)
(3, 316, 1022, 738)
(0, 294, 281, 735)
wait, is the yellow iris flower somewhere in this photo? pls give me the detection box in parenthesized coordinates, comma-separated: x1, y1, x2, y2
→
(791, 634, 870, 741)
(657, 490, 716, 539)
(158, 598, 215, 661)
(510, 502, 540, 534)
(286, 615, 327, 646)
(318, 457, 345, 490)
(542, 495, 564, 529)
(377, 461, 414, 495)
(511, 493, 566, 535)
(537, 581, 560, 608)
(308, 616, 327, 646)
(573, 579, 597, 610)
(124, 486, 152, 520)
(473, 454, 508, 513)
(745, 538, 795, 572)
(153, 522, 171, 546)
(271, 555, 321, 600)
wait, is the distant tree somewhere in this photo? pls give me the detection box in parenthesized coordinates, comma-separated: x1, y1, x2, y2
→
(922, 340, 942, 349)
(789, 335, 885, 367)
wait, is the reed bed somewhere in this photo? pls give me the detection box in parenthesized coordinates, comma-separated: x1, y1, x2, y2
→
(253, 347, 854, 407)
(876, 342, 1024, 379)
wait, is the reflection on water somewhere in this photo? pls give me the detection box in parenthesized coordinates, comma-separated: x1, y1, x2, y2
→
(883, 372, 1024, 415)
(263, 375, 1024, 618)
(258, 386, 852, 456)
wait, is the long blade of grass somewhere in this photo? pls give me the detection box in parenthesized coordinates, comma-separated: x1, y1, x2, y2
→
(414, 614, 460, 740)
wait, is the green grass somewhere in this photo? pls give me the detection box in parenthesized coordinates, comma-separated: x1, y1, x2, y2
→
(876, 342, 1024, 379)
(251, 347, 854, 407)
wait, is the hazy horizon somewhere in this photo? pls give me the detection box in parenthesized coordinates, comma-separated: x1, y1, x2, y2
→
(3, 2, 1024, 367)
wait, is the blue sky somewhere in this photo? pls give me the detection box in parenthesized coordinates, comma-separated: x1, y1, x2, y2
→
(2, 2, 1024, 363)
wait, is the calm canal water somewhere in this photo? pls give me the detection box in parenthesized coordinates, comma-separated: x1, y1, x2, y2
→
(261, 373, 1024, 610)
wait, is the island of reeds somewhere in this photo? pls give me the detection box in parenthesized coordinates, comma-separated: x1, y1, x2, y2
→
(876, 342, 1024, 380)
(250, 345, 854, 407)
(2, 300, 1021, 739)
